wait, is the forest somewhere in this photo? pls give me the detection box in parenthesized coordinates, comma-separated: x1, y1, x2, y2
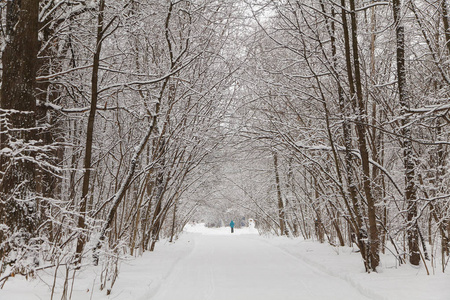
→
(0, 0, 449, 294)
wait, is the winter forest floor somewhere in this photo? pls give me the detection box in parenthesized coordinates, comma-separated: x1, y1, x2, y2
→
(2, 224, 449, 300)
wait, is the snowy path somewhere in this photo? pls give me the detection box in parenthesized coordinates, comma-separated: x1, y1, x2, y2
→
(3, 225, 447, 299)
(150, 234, 370, 300)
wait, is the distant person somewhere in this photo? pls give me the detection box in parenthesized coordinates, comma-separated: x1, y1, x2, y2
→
(230, 220, 235, 233)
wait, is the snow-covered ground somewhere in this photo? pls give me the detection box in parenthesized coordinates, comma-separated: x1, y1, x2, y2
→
(1, 224, 449, 299)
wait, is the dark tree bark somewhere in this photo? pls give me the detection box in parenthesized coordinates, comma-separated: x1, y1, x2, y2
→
(75, 0, 106, 261)
(392, 0, 420, 266)
(273, 151, 288, 236)
(347, 0, 380, 272)
(149, 157, 166, 252)
(0, 0, 40, 261)
(319, 0, 364, 252)
(35, 5, 68, 203)
(442, 0, 450, 54)
(339, 0, 380, 271)
(169, 194, 179, 243)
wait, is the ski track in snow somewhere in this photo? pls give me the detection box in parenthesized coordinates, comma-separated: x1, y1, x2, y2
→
(257, 237, 386, 300)
(148, 233, 371, 300)
(136, 237, 197, 300)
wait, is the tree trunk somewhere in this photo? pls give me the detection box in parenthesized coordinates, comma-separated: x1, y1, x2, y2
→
(0, 0, 40, 261)
(149, 174, 164, 251)
(339, 0, 377, 271)
(322, 1, 366, 254)
(75, 0, 106, 261)
(347, 0, 380, 272)
(273, 151, 288, 236)
(442, 0, 450, 54)
(392, 0, 420, 266)
(169, 194, 179, 243)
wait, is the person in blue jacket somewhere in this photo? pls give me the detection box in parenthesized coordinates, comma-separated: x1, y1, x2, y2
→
(230, 220, 235, 233)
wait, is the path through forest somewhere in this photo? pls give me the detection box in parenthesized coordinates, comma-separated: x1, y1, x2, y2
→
(2, 225, 449, 299)
(150, 232, 370, 300)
